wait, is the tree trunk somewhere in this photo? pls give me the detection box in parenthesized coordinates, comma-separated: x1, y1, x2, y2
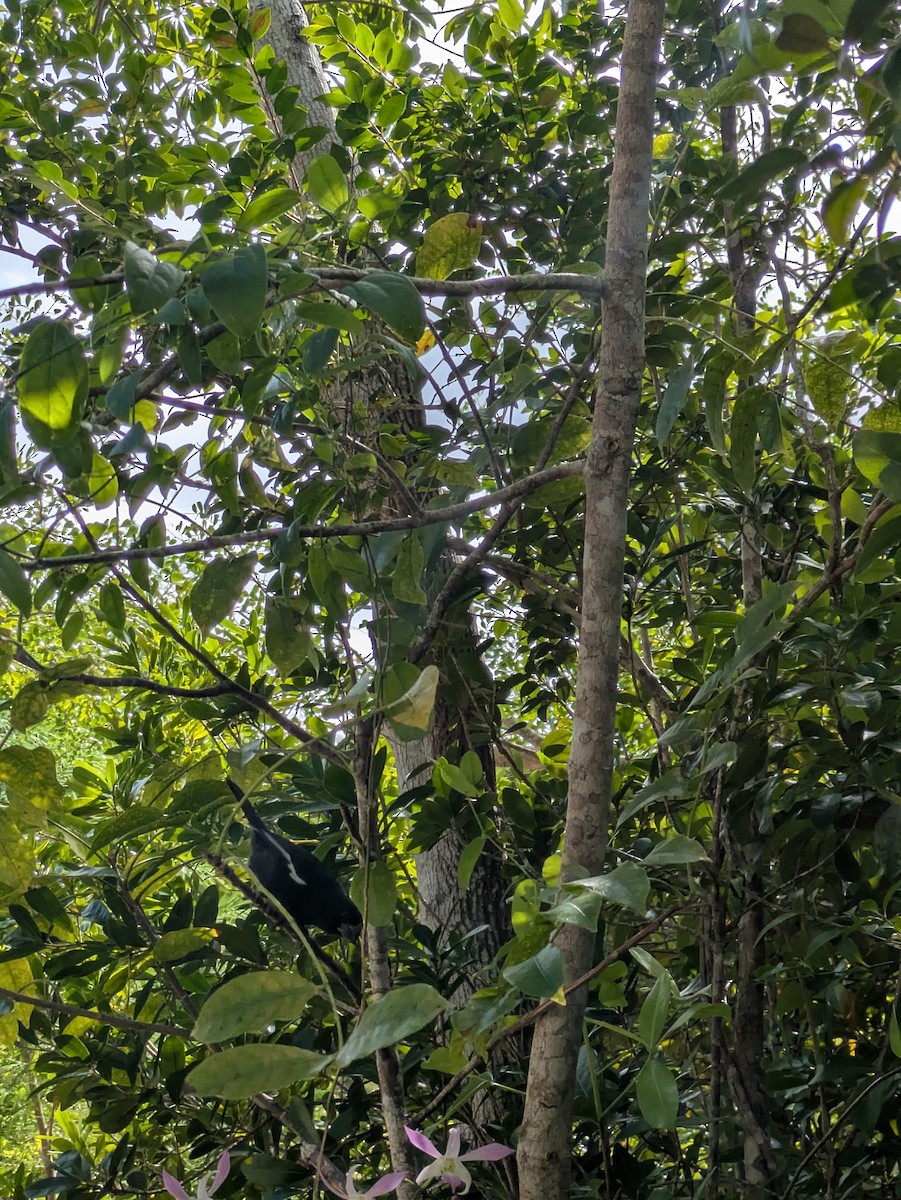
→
(517, 0, 665, 1195)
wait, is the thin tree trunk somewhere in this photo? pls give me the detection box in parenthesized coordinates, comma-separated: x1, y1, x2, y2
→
(517, 0, 665, 1195)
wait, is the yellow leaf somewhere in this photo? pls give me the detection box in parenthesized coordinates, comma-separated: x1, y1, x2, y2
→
(416, 330, 436, 355)
(416, 213, 482, 281)
(0, 957, 32, 1045)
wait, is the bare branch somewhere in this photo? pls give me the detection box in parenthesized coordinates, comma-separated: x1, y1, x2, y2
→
(23, 461, 585, 571)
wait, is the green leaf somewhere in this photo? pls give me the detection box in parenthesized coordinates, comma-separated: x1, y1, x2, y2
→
(86, 452, 118, 507)
(822, 178, 867, 245)
(349, 860, 397, 927)
(265, 600, 313, 677)
(545, 889, 603, 931)
(393, 534, 428, 605)
(845, 0, 892, 39)
(776, 12, 830, 52)
(574, 863, 650, 913)
(638, 974, 672, 1050)
(124, 242, 185, 314)
(98, 582, 126, 630)
(636, 1057, 679, 1129)
(237, 187, 300, 231)
(415, 213, 482, 280)
(189, 553, 257, 633)
(188, 1044, 331, 1099)
(643, 835, 709, 866)
(656, 359, 693, 442)
(503, 944, 565, 1000)
(201, 244, 268, 338)
(17, 321, 87, 448)
(383, 663, 439, 741)
(152, 928, 214, 962)
(305, 155, 349, 212)
(206, 331, 242, 375)
(0, 550, 31, 617)
(853, 430, 901, 499)
(343, 272, 426, 342)
(193, 972, 319, 1041)
(730, 386, 781, 493)
(0, 746, 64, 818)
(458, 836, 486, 891)
(10, 681, 49, 731)
(335, 985, 448, 1068)
(890, 1010, 901, 1059)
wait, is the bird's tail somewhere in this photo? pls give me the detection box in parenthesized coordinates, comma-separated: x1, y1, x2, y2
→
(227, 779, 266, 831)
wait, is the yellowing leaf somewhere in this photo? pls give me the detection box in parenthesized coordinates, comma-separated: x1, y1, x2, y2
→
(0, 812, 35, 905)
(384, 664, 439, 741)
(416, 213, 482, 281)
(0, 958, 33, 1045)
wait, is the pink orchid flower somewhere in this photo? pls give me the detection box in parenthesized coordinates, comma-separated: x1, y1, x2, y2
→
(325, 1168, 408, 1199)
(163, 1151, 230, 1200)
(405, 1126, 513, 1194)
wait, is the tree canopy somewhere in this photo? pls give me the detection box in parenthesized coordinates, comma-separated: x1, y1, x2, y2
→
(1, 0, 901, 1197)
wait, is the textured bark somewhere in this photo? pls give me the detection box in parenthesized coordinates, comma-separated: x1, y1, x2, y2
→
(517, 0, 665, 1195)
(249, 0, 338, 183)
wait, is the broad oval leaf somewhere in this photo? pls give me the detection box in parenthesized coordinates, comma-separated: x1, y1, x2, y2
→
(152, 928, 214, 962)
(0, 550, 31, 617)
(237, 186, 300, 231)
(343, 272, 426, 342)
(193, 972, 319, 1042)
(349, 860, 397, 927)
(574, 863, 650, 913)
(383, 663, 439, 742)
(636, 1056, 679, 1129)
(201, 244, 268, 339)
(335, 984, 448, 1068)
(124, 242, 185, 314)
(642, 835, 709, 866)
(189, 553, 257, 633)
(503, 944, 565, 1000)
(305, 154, 349, 212)
(188, 1044, 332, 1099)
(638, 974, 672, 1050)
(18, 321, 87, 448)
(415, 213, 482, 280)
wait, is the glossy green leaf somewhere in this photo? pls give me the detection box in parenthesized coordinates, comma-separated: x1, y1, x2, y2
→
(201, 244, 268, 338)
(638, 974, 672, 1050)
(124, 242, 185, 314)
(237, 186, 299, 231)
(17, 321, 87, 448)
(193, 972, 319, 1041)
(335, 985, 448, 1067)
(503, 944, 565, 999)
(575, 863, 650, 913)
(0, 550, 31, 618)
(343, 272, 426, 342)
(636, 1057, 679, 1129)
(305, 154, 349, 212)
(643, 835, 709, 866)
(188, 1044, 332, 1099)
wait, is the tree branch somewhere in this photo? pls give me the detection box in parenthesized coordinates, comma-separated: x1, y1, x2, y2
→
(23, 462, 585, 571)
(0, 985, 190, 1038)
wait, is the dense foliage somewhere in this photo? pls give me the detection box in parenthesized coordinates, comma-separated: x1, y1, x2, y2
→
(0, 0, 901, 1196)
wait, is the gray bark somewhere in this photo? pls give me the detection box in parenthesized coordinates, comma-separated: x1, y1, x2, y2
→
(249, 0, 339, 183)
(516, 0, 666, 1195)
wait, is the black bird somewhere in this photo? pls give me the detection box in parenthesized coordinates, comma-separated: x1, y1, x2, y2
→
(229, 782, 362, 939)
